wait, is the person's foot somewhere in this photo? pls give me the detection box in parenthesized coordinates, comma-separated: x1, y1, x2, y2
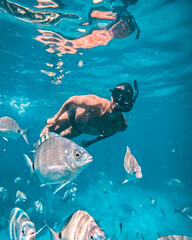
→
(46, 117, 55, 126)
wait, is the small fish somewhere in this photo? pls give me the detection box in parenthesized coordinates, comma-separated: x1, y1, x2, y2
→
(122, 146, 142, 184)
(157, 232, 161, 238)
(160, 208, 166, 216)
(62, 185, 77, 202)
(24, 132, 93, 194)
(136, 229, 139, 237)
(0, 116, 28, 144)
(34, 200, 43, 214)
(166, 178, 184, 188)
(9, 207, 36, 240)
(47, 210, 106, 240)
(174, 206, 192, 220)
(14, 177, 22, 184)
(119, 223, 123, 234)
(157, 235, 192, 240)
(0, 187, 5, 192)
(148, 195, 156, 208)
(141, 233, 145, 240)
(15, 190, 27, 203)
(0, 187, 8, 203)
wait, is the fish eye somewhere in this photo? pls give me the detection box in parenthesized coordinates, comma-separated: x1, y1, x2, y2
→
(74, 150, 82, 159)
(21, 227, 26, 235)
(90, 235, 94, 240)
(18, 129, 20, 133)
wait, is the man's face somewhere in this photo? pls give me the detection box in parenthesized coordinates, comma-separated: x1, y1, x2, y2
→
(111, 96, 133, 112)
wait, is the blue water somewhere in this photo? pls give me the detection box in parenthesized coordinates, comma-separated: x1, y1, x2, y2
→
(0, 0, 192, 239)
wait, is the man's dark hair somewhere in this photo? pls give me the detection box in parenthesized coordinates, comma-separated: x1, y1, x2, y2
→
(117, 82, 134, 96)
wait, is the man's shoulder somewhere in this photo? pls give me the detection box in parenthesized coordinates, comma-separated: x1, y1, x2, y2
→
(83, 94, 109, 103)
(72, 94, 109, 107)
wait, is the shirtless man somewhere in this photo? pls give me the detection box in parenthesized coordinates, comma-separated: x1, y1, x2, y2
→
(40, 81, 138, 147)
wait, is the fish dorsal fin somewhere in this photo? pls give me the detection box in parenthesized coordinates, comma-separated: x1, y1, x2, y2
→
(60, 213, 74, 231)
(34, 132, 59, 149)
(126, 146, 131, 153)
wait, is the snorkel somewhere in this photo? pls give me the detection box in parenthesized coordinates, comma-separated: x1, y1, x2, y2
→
(132, 80, 139, 103)
(110, 80, 138, 112)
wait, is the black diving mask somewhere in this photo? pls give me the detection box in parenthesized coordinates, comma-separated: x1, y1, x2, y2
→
(110, 80, 138, 112)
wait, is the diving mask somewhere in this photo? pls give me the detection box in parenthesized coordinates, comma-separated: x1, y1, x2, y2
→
(110, 80, 138, 112)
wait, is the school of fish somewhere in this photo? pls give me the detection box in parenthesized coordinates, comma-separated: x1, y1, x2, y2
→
(0, 116, 191, 239)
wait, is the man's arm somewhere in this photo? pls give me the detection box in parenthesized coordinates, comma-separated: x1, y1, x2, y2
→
(47, 95, 100, 126)
(81, 115, 127, 148)
(46, 97, 72, 126)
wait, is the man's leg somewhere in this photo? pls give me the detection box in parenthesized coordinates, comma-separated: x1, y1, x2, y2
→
(40, 112, 71, 137)
(50, 112, 71, 133)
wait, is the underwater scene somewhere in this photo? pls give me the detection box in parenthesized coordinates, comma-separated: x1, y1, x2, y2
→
(0, 0, 192, 239)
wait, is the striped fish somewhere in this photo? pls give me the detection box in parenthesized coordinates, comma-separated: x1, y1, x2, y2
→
(9, 207, 36, 240)
(15, 191, 27, 203)
(24, 132, 93, 194)
(122, 146, 142, 184)
(157, 236, 192, 240)
(47, 210, 106, 240)
(62, 185, 77, 202)
(0, 117, 28, 144)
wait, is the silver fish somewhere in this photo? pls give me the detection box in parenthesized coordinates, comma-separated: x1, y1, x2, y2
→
(15, 190, 27, 203)
(47, 210, 106, 240)
(157, 235, 192, 240)
(34, 200, 43, 214)
(122, 146, 142, 184)
(0, 187, 8, 203)
(14, 177, 22, 184)
(166, 178, 184, 188)
(175, 206, 192, 220)
(148, 195, 156, 208)
(24, 132, 93, 194)
(9, 207, 36, 240)
(0, 116, 28, 144)
(62, 185, 77, 202)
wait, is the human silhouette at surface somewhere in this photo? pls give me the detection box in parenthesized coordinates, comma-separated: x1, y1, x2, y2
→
(40, 81, 139, 147)
(36, 0, 140, 55)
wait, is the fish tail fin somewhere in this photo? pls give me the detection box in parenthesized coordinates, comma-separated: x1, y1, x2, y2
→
(171, 203, 180, 214)
(44, 220, 59, 240)
(173, 206, 180, 214)
(21, 129, 29, 144)
(122, 179, 128, 184)
(23, 154, 34, 182)
(160, 208, 166, 216)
